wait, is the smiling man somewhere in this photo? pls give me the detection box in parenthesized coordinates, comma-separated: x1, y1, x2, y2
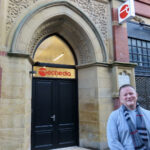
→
(107, 84, 150, 150)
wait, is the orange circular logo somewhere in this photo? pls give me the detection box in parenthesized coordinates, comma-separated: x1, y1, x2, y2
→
(38, 68, 47, 76)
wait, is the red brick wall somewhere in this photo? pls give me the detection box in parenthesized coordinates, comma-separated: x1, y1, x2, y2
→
(0, 51, 6, 56)
(113, 25, 129, 62)
(135, 1, 150, 18)
(112, 8, 118, 22)
(113, 98, 121, 110)
(112, 8, 129, 62)
(135, 0, 150, 5)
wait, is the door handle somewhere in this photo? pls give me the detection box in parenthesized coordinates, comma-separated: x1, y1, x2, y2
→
(50, 114, 56, 122)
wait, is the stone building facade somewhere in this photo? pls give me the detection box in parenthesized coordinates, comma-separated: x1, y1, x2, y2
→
(0, 0, 150, 150)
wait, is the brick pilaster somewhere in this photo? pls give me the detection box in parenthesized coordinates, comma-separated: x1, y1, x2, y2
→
(112, 8, 129, 63)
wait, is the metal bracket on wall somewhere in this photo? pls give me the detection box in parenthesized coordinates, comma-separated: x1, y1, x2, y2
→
(29, 71, 37, 74)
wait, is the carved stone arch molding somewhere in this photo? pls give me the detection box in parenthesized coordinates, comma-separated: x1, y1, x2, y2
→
(7, 0, 108, 64)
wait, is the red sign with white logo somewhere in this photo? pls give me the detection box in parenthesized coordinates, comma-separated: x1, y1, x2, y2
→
(120, 4, 130, 19)
(118, 0, 135, 24)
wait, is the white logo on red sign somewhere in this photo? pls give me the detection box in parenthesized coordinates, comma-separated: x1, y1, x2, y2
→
(120, 4, 130, 19)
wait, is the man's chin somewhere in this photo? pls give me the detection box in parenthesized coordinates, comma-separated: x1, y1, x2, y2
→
(126, 102, 136, 109)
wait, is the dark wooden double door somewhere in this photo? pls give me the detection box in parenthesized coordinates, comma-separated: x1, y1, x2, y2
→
(31, 78, 78, 150)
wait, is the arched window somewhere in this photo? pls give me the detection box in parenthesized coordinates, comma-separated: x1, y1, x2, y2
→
(33, 35, 76, 79)
(34, 35, 75, 65)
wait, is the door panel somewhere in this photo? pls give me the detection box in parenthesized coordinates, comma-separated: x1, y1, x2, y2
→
(56, 80, 77, 146)
(57, 81, 75, 124)
(32, 79, 55, 149)
(34, 81, 54, 125)
(32, 78, 78, 150)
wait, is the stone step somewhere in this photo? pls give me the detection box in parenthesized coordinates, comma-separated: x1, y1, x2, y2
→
(52, 146, 90, 150)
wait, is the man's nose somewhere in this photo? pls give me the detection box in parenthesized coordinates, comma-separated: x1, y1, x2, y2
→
(126, 94, 131, 99)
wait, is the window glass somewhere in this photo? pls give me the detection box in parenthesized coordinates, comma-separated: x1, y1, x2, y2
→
(132, 47, 137, 53)
(132, 39, 136, 46)
(137, 40, 141, 47)
(34, 36, 75, 65)
(143, 63, 148, 67)
(129, 46, 132, 53)
(147, 42, 150, 48)
(138, 55, 142, 62)
(138, 48, 142, 54)
(142, 41, 146, 48)
(143, 48, 147, 55)
(133, 54, 137, 61)
(128, 39, 131, 45)
(143, 56, 148, 62)
(129, 55, 132, 61)
(128, 37, 150, 68)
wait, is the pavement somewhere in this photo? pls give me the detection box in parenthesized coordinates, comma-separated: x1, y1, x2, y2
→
(52, 146, 90, 150)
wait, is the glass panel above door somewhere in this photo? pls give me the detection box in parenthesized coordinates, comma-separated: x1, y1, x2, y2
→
(34, 35, 75, 65)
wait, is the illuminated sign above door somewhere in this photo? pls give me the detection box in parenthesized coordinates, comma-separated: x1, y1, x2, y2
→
(118, 0, 135, 24)
(33, 66, 76, 79)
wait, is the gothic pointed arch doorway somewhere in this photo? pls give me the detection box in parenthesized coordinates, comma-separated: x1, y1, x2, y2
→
(31, 35, 78, 150)
(7, 1, 109, 149)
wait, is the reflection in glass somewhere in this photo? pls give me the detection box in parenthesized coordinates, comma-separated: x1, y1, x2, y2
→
(34, 36, 75, 65)
(132, 39, 136, 46)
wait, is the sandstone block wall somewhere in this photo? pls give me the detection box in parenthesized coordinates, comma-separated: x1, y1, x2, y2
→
(0, 54, 32, 150)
